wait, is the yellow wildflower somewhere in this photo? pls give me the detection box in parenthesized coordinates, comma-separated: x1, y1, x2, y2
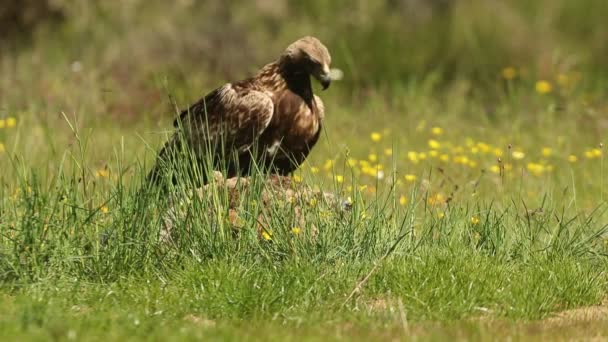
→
(431, 127, 444, 136)
(368, 153, 377, 162)
(428, 193, 445, 206)
(347, 158, 357, 167)
(323, 159, 334, 171)
(407, 151, 419, 163)
(428, 139, 441, 149)
(100, 206, 109, 214)
(593, 148, 602, 157)
(511, 151, 525, 160)
(567, 155, 578, 163)
(404, 174, 417, 182)
(262, 230, 272, 241)
(527, 163, 545, 176)
(429, 150, 439, 158)
(293, 175, 302, 183)
(310, 166, 319, 174)
(437, 212, 445, 219)
(334, 175, 344, 183)
(0, 119, 4, 128)
(490, 165, 500, 174)
(439, 154, 449, 162)
(6, 117, 16, 128)
(535, 80, 553, 94)
(0, 143, 4, 153)
(399, 195, 408, 206)
(384, 148, 393, 156)
(95, 169, 110, 178)
(370, 132, 382, 142)
(477, 143, 490, 154)
(418, 152, 427, 160)
(541, 147, 552, 157)
(291, 227, 301, 235)
(493, 148, 503, 157)
(471, 216, 480, 225)
(501, 67, 517, 80)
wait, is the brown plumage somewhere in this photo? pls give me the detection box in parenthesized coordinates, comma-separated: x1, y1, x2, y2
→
(147, 36, 332, 188)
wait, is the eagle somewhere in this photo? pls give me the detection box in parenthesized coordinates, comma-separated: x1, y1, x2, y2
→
(147, 36, 332, 189)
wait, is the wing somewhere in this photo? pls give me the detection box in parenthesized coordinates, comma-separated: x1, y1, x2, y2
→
(176, 84, 274, 153)
(147, 84, 273, 187)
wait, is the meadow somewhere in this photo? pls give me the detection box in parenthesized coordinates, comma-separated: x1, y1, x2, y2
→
(1, 1, 608, 340)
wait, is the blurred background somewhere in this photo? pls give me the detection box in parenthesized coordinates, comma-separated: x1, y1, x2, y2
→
(0, 0, 607, 205)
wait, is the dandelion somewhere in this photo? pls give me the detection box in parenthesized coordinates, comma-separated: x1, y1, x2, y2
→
(293, 175, 302, 183)
(501, 67, 517, 80)
(471, 216, 480, 225)
(404, 174, 417, 182)
(334, 175, 344, 183)
(490, 165, 500, 174)
(384, 148, 393, 156)
(95, 169, 110, 178)
(323, 159, 334, 171)
(262, 230, 272, 241)
(6, 117, 16, 128)
(439, 154, 449, 162)
(308, 198, 317, 207)
(368, 153, 377, 162)
(493, 148, 503, 157)
(100, 206, 109, 214)
(511, 151, 525, 160)
(418, 152, 427, 160)
(535, 80, 553, 94)
(437, 212, 445, 219)
(527, 163, 545, 176)
(477, 142, 490, 154)
(407, 151, 419, 163)
(291, 227, 301, 235)
(370, 132, 382, 142)
(585, 149, 602, 159)
(429, 150, 439, 158)
(567, 155, 578, 163)
(428, 139, 441, 149)
(399, 195, 408, 206)
(541, 147, 552, 157)
(347, 158, 357, 167)
(310, 166, 320, 174)
(428, 193, 445, 206)
(431, 127, 444, 136)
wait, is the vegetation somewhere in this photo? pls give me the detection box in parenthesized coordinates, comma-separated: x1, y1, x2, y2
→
(1, 1, 607, 340)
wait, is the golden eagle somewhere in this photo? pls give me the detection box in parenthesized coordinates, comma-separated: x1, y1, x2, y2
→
(147, 36, 332, 188)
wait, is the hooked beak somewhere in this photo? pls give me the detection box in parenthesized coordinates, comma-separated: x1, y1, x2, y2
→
(314, 65, 331, 90)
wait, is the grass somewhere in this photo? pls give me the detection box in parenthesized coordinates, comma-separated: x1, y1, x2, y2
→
(1, 1, 608, 340)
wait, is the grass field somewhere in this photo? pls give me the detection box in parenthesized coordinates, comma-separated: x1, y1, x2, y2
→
(1, 1, 608, 340)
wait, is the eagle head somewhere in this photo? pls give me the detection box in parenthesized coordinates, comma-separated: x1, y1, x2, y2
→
(282, 36, 332, 90)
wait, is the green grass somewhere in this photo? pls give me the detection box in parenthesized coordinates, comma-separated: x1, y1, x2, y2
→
(1, 1, 608, 340)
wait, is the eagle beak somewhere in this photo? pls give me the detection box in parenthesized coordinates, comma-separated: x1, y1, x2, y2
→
(315, 64, 331, 90)
(320, 74, 331, 90)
